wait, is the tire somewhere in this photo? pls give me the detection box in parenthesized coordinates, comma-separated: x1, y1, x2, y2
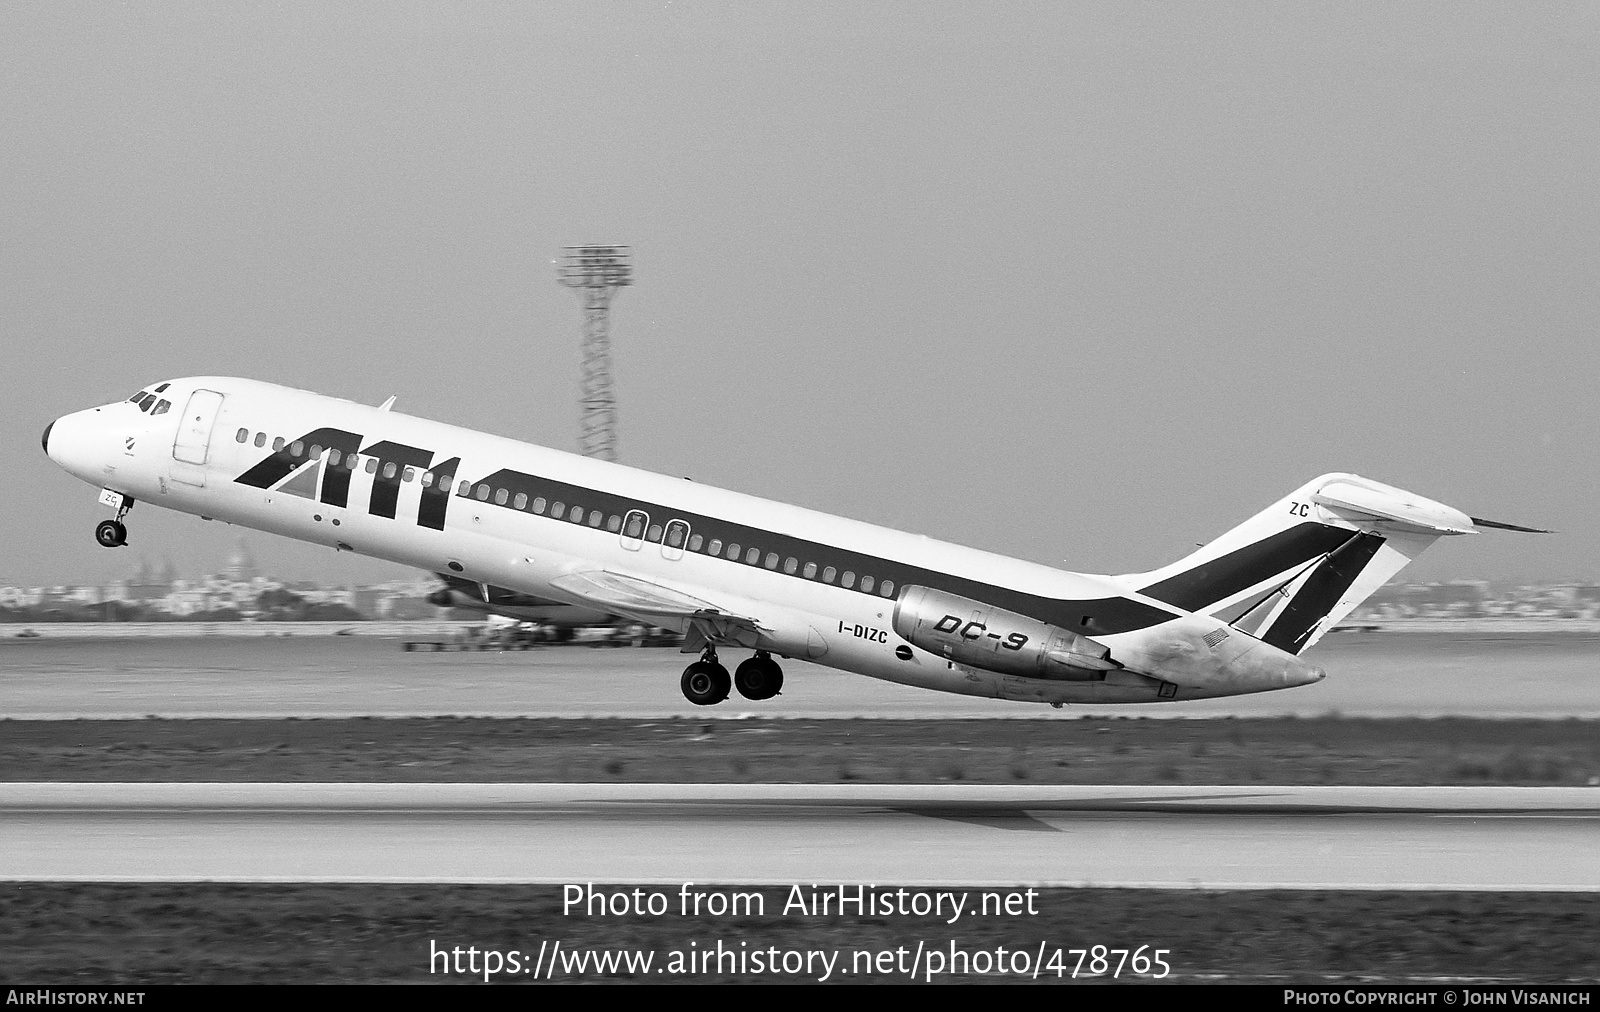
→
(681, 661, 731, 705)
(735, 656, 784, 700)
(95, 520, 126, 548)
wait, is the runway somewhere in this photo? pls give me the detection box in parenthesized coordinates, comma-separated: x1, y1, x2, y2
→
(4, 783, 1596, 889)
(3, 630, 1599, 718)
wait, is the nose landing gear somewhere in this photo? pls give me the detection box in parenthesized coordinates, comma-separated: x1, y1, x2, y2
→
(94, 494, 134, 548)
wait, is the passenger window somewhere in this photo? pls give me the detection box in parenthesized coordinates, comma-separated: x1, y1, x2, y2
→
(842, 571, 856, 589)
(570, 507, 584, 524)
(823, 566, 836, 583)
(273, 437, 285, 452)
(235, 428, 248, 443)
(345, 455, 357, 470)
(383, 462, 397, 479)
(402, 467, 415, 483)
(727, 543, 741, 560)
(513, 492, 526, 509)
(290, 441, 305, 457)
(665, 521, 688, 548)
(254, 432, 266, 448)
(457, 480, 471, 496)
(707, 539, 722, 556)
(329, 449, 342, 467)
(435, 472, 449, 487)
(533, 497, 547, 514)
(607, 515, 621, 532)
(762, 552, 777, 569)
(588, 512, 603, 528)
(782, 556, 796, 574)
(745, 548, 760, 565)
(861, 576, 875, 594)
(309, 444, 322, 459)
(880, 580, 895, 597)
(475, 484, 490, 501)
(624, 513, 645, 538)
(803, 562, 817, 579)
(494, 488, 508, 505)
(688, 534, 703, 551)
(152, 400, 170, 415)
(646, 524, 663, 542)
(551, 502, 565, 519)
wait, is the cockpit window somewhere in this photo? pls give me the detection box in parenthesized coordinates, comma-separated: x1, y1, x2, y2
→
(151, 399, 171, 415)
(154, 383, 170, 393)
(137, 394, 156, 412)
(129, 391, 146, 403)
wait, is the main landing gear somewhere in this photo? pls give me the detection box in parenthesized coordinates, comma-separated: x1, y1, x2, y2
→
(95, 496, 134, 548)
(734, 650, 783, 701)
(680, 647, 784, 706)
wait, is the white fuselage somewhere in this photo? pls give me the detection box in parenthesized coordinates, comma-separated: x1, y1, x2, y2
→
(44, 377, 1327, 706)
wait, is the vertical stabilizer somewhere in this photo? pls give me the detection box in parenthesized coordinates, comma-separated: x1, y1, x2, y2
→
(1118, 473, 1488, 653)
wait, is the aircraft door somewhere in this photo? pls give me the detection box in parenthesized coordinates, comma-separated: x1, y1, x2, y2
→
(662, 519, 690, 561)
(620, 509, 648, 551)
(172, 389, 224, 465)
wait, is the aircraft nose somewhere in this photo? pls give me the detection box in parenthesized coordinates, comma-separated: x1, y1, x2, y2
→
(42, 407, 112, 480)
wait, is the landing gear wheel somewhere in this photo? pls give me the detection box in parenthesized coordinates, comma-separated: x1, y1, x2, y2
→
(681, 660, 732, 705)
(734, 652, 784, 700)
(95, 519, 127, 548)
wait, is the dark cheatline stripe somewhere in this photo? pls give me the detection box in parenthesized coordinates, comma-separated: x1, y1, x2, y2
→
(235, 427, 361, 494)
(1209, 582, 1291, 627)
(470, 468, 1178, 636)
(1261, 532, 1386, 654)
(1140, 522, 1356, 612)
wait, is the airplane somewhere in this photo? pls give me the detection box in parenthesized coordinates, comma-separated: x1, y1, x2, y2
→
(43, 377, 1548, 708)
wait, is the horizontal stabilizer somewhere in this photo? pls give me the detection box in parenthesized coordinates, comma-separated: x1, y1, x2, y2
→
(1470, 516, 1553, 534)
(1311, 480, 1476, 535)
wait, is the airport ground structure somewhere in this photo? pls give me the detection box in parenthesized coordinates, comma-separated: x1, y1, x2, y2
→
(2, 570, 1599, 627)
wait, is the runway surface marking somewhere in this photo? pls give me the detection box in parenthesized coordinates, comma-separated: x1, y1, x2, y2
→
(2, 784, 1595, 889)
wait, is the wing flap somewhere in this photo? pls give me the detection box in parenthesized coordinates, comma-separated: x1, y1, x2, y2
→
(546, 569, 768, 648)
(548, 569, 722, 616)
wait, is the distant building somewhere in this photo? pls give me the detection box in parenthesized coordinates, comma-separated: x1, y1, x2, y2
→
(224, 539, 258, 583)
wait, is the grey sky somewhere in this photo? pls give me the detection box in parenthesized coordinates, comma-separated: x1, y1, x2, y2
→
(4, 3, 1595, 587)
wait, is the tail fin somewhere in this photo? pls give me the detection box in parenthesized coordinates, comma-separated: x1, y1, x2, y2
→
(1117, 473, 1543, 654)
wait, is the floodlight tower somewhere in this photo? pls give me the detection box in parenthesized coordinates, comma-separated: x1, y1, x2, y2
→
(558, 245, 632, 462)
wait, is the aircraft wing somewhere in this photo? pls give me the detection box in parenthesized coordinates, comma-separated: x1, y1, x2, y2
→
(546, 569, 768, 649)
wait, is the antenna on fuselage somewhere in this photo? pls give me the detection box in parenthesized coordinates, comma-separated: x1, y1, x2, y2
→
(558, 245, 631, 462)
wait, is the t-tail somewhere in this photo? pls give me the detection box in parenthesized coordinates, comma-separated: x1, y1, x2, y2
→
(1119, 473, 1549, 655)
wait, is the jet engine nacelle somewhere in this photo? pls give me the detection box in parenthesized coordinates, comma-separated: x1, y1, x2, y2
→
(892, 585, 1121, 681)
